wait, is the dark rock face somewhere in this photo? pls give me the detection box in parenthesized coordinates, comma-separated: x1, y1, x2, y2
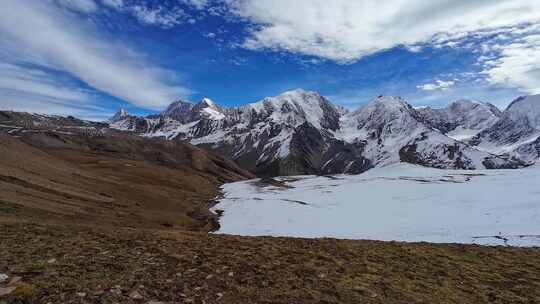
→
(399, 139, 475, 170)
(469, 95, 540, 162)
(287, 123, 371, 175)
(470, 115, 536, 146)
(163, 100, 196, 123)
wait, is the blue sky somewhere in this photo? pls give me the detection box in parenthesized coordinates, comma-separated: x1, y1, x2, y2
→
(0, 0, 539, 120)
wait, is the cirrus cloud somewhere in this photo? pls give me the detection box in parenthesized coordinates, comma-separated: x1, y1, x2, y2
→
(0, 0, 190, 112)
(417, 80, 455, 91)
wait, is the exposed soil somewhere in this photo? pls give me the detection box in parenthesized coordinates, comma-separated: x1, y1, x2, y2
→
(0, 128, 253, 231)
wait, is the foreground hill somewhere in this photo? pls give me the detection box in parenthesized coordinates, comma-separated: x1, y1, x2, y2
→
(1, 222, 540, 303)
(0, 111, 252, 230)
(110, 90, 532, 176)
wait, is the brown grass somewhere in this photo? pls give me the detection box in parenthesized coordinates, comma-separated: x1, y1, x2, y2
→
(1, 223, 540, 303)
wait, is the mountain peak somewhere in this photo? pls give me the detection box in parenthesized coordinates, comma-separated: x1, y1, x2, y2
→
(367, 95, 410, 110)
(109, 108, 129, 122)
(118, 108, 128, 117)
(506, 94, 540, 128)
(194, 98, 224, 120)
(279, 88, 322, 99)
(200, 97, 217, 107)
(453, 98, 481, 104)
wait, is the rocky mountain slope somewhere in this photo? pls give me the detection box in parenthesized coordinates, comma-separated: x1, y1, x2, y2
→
(110, 90, 532, 175)
(0, 111, 253, 230)
(416, 99, 502, 140)
(469, 95, 540, 162)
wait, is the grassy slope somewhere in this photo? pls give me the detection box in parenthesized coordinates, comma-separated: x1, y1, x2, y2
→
(0, 131, 252, 230)
(1, 223, 540, 304)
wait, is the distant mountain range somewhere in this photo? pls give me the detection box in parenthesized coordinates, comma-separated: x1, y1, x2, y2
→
(109, 89, 539, 175)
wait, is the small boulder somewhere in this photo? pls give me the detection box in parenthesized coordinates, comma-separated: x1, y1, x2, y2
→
(0, 286, 16, 297)
(129, 289, 143, 300)
(0, 273, 8, 283)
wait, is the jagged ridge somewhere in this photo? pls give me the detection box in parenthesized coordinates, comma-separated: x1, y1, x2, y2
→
(110, 90, 535, 176)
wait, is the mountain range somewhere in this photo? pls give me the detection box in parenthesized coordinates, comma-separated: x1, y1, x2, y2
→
(109, 89, 538, 176)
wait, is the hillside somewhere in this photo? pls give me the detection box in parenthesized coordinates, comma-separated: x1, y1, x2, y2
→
(0, 111, 253, 231)
(2, 222, 540, 303)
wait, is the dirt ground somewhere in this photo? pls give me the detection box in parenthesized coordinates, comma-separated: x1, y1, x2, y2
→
(1, 222, 540, 304)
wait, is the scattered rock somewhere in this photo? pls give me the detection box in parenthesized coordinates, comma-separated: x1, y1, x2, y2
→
(129, 289, 144, 300)
(216, 292, 224, 299)
(318, 273, 326, 279)
(205, 274, 213, 280)
(110, 285, 122, 295)
(353, 286, 378, 298)
(0, 286, 16, 297)
(227, 272, 234, 277)
(9, 276, 22, 285)
(94, 290, 105, 296)
(47, 258, 57, 264)
(76, 292, 86, 298)
(0, 273, 8, 283)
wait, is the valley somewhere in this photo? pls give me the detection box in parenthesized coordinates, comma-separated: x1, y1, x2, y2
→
(2, 2, 540, 302)
(1, 91, 540, 303)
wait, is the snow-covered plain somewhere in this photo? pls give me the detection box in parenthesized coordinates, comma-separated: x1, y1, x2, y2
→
(212, 163, 540, 246)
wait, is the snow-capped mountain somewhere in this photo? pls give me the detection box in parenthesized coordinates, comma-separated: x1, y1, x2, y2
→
(110, 90, 533, 176)
(335, 96, 516, 170)
(416, 99, 502, 141)
(470, 94, 540, 161)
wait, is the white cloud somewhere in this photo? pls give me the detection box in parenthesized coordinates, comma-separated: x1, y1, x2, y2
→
(56, 0, 98, 13)
(225, 0, 540, 63)
(483, 35, 540, 94)
(182, 0, 209, 10)
(101, 0, 123, 9)
(129, 5, 187, 29)
(0, 63, 90, 103)
(0, 1, 190, 110)
(104, 1, 193, 29)
(417, 80, 455, 91)
(0, 63, 109, 119)
(0, 91, 111, 121)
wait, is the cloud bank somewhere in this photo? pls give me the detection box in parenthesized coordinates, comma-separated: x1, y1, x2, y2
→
(225, 0, 540, 94)
(226, 1, 540, 62)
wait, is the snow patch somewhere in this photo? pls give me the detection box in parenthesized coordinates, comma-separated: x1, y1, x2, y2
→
(213, 163, 540, 246)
